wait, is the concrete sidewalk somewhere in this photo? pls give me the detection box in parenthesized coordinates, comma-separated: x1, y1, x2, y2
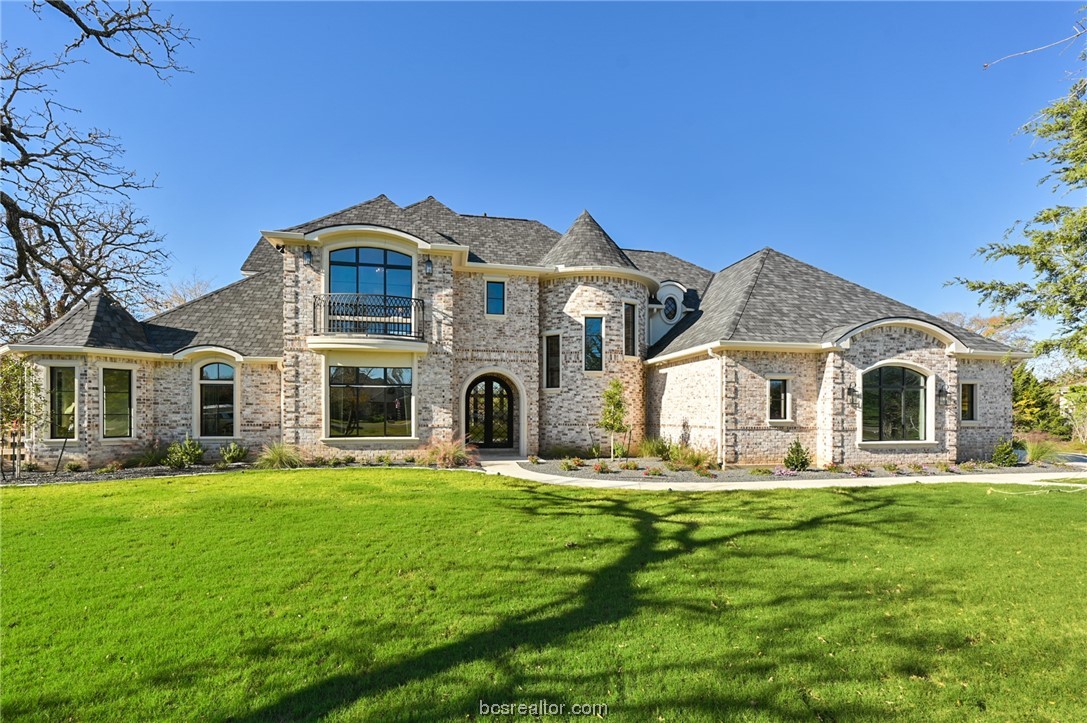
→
(480, 459, 1087, 492)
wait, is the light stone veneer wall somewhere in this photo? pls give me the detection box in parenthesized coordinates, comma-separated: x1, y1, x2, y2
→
(538, 276, 648, 452)
(452, 271, 540, 454)
(956, 358, 1014, 461)
(23, 354, 281, 468)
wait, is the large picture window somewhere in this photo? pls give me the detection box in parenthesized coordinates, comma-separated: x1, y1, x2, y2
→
(199, 363, 235, 438)
(862, 366, 926, 441)
(544, 334, 561, 389)
(329, 247, 412, 297)
(584, 317, 603, 372)
(49, 366, 76, 439)
(329, 366, 412, 437)
(102, 368, 132, 438)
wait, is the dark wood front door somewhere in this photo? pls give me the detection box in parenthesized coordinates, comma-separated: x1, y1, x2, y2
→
(466, 376, 513, 448)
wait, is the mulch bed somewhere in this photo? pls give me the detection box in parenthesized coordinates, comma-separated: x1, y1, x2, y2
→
(519, 456, 1077, 484)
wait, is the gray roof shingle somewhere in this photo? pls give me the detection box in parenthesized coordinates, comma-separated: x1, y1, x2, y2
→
(282, 194, 449, 246)
(402, 198, 562, 265)
(240, 238, 282, 275)
(20, 293, 158, 353)
(540, 211, 637, 269)
(622, 249, 713, 309)
(650, 248, 1013, 358)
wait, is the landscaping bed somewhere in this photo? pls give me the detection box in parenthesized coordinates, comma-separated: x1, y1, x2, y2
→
(519, 456, 1075, 483)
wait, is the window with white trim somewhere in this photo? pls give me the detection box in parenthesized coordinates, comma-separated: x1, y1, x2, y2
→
(768, 378, 789, 421)
(198, 362, 235, 437)
(102, 368, 132, 438)
(49, 366, 76, 439)
(862, 366, 926, 441)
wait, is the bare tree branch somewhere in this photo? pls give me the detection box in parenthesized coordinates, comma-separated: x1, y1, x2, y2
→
(984, 22, 1086, 69)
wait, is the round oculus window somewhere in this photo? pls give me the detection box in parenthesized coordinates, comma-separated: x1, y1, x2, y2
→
(663, 297, 679, 322)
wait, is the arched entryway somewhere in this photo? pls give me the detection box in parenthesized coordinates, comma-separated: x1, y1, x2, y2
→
(465, 375, 514, 448)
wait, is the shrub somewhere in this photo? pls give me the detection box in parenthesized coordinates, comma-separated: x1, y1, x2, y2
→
(643, 466, 664, 477)
(670, 444, 715, 470)
(375, 454, 393, 466)
(772, 466, 798, 477)
(559, 458, 579, 472)
(342, 455, 356, 464)
(991, 439, 1020, 467)
(24, 462, 41, 472)
(255, 442, 304, 470)
(618, 460, 639, 471)
(1024, 439, 1060, 464)
(94, 460, 123, 474)
(636, 436, 670, 459)
(882, 463, 900, 474)
(935, 461, 952, 473)
(310, 455, 331, 467)
(959, 460, 978, 472)
(848, 465, 873, 478)
(749, 467, 772, 476)
(783, 440, 811, 472)
(64, 461, 82, 472)
(403, 454, 415, 464)
(219, 442, 249, 464)
(613, 442, 629, 458)
(908, 462, 924, 474)
(570, 457, 585, 467)
(527, 455, 541, 465)
(165, 436, 205, 469)
(420, 438, 478, 468)
(592, 461, 611, 474)
(330, 456, 345, 467)
(694, 466, 717, 479)
(212, 461, 230, 471)
(128, 439, 167, 468)
(824, 463, 845, 474)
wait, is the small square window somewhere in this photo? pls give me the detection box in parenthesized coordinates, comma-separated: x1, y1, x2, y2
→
(486, 281, 505, 315)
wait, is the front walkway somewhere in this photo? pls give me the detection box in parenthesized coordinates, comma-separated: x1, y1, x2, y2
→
(480, 459, 1087, 492)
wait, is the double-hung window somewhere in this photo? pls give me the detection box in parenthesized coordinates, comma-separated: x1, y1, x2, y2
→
(768, 378, 789, 421)
(486, 281, 505, 316)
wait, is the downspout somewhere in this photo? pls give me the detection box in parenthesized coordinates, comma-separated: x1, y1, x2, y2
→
(708, 348, 724, 466)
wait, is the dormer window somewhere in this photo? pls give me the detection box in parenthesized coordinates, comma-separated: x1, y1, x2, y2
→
(663, 297, 678, 322)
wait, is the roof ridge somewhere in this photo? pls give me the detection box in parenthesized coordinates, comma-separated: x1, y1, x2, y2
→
(459, 212, 544, 223)
(141, 272, 270, 323)
(723, 248, 771, 342)
(284, 194, 396, 231)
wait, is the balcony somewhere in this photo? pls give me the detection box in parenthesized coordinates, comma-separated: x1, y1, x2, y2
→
(313, 293, 425, 341)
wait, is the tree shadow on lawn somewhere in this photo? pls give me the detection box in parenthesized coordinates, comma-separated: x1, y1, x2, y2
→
(229, 486, 947, 721)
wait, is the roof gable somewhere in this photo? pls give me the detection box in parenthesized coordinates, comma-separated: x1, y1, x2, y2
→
(20, 293, 157, 353)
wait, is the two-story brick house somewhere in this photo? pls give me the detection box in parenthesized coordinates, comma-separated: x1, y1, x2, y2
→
(4, 195, 1027, 468)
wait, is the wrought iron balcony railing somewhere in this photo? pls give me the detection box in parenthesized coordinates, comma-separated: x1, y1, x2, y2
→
(313, 293, 424, 340)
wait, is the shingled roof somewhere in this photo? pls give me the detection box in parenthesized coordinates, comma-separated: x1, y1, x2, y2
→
(142, 269, 283, 358)
(283, 194, 450, 246)
(19, 293, 158, 353)
(402, 198, 562, 265)
(622, 249, 714, 309)
(540, 211, 637, 269)
(650, 248, 1013, 358)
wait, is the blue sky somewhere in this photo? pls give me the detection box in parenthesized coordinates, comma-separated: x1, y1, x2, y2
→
(3, 1, 1081, 320)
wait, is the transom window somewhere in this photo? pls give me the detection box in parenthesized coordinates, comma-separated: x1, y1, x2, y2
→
(199, 362, 235, 437)
(102, 368, 132, 438)
(329, 247, 412, 298)
(329, 366, 412, 437)
(862, 366, 926, 441)
(584, 317, 603, 372)
(961, 383, 976, 421)
(49, 366, 76, 439)
(486, 281, 505, 315)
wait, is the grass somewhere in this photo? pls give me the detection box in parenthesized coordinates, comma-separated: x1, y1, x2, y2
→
(3, 470, 1086, 721)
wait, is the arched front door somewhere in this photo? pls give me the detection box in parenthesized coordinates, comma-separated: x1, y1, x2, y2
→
(466, 375, 514, 448)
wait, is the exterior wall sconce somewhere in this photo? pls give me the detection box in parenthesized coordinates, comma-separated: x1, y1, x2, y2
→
(936, 382, 950, 407)
(846, 383, 858, 406)
(302, 247, 313, 266)
(423, 256, 433, 276)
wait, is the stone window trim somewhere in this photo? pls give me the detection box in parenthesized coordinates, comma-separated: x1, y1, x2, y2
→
(541, 330, 561, 392)
(191, 359, 242, 441)
(99, 362, 138, 443)
(483, 276, 507, 318)
(41, 360, 80, 443)
(959, 379, 980, 426)
(581, 313, 606, 374)
(766, 374, 795, 425)
(320, 356, 418, 441)
(622, 299, 639, 359)
(855, 359, 938, 448)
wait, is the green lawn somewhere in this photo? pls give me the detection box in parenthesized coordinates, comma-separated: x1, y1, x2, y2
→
(3, 471, 1085, 721)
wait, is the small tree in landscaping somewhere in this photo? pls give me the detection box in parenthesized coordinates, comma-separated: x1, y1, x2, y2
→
(0, 355, 45, 480)
(1063, 385, 1087, 444)
(991, 439, 1020, 467)
(783, 440, 812, 472)
(599, 378, 630, 459)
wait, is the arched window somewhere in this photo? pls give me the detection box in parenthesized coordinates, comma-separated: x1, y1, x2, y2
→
(328, 247, 412, 298)
(199, 362, 234, 437)
(862, 366, 926, 441)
